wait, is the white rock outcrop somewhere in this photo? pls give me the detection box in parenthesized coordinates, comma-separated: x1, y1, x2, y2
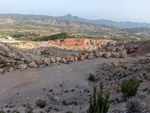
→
(29, 61, 37, 68)
(18, 64, 27, 71)
(44, 58, 51, 65)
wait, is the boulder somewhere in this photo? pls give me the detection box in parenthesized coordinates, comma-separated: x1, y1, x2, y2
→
(119, 50, 127, 58)
(99, 52, 105, 57)
(44, 58, 51, 65)
(78, 54, 84, 61)
(146, 53, 150, 57)
(126, 46, 133, 53)
(74, 54, 79, 58)
(74, 56, 78, 61)
(111, 52, 120, 58)
(56, 57, 61, 62)
(29, 61, 37, 68)
(18, 64, 27, 71)
(83, 53, 89, 59)
(9, 67, 13, 72)
(65, 56, 74, 62)
(129, 53, 139, 58)
(87, 53, 94, 59)
(50, 58, 56, 63)
(117, 47, 123, 51)
(106, 48, 111, 51)
(60, 58, 67, 63)
(104, 52, 111, 58)
(113, 60, 120, 66)
(112, 47, 116, 52)
(37, 58, 44, 65)
(0, 69, 3, 74)
(94, 52, 101, 57)
(102, 49, 105, 52)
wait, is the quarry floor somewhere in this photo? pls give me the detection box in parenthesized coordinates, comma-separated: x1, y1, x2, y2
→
(0, 57, 139, 113)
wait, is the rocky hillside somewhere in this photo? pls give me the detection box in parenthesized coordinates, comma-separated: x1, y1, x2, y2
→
(1, 38, 150, 112)
(1, 14, 150, 41)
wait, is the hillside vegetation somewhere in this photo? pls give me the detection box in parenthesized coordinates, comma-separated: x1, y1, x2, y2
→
(0, 14, 150, 41)
(32, 32, 81, 41)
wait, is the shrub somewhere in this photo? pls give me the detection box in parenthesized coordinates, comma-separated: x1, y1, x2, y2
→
(0, 110, 5, 113)
(121, 65, 127, 69)
(126, 98, 147, 113)
(87, 82, 110, 113)
(62, 100, 67, 105)
(36, 99, 46, 108)
(88, 73, 95, 82)
(25, 110, 33, 113)
(121, 79, 140, 99)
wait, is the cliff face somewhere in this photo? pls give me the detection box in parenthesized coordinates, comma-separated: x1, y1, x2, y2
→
(55, 38, 117, 51)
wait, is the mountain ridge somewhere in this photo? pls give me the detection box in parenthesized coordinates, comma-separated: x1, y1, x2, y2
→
(59, 14, 150, 28)
(1, 13, 150, 28)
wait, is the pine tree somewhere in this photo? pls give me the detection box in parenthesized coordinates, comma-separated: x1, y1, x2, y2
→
(87, 82, 110, 113)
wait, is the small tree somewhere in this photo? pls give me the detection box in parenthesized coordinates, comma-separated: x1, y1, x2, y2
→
(121, 79, 140, 99)
(87, 82, 110, 113)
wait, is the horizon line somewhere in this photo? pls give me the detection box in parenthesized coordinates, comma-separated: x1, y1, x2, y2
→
(0, 12, 150, 24)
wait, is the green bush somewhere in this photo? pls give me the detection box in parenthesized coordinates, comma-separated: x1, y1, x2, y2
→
(0, 110, 5, 113)
(121, 79, 140, 98)
(25, 110, 33, 113)
(88, 73, 95, 82)
(36, 99, 46, 108)
(62, 100, 67, 105)
(87, 82, 110, 113)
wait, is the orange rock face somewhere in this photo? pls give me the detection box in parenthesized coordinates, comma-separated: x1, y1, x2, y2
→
(50, 38, 117, 51)
(60, 39, 84, 46)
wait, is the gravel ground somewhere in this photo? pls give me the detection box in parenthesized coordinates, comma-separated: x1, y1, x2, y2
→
(0, 57, 137, 113)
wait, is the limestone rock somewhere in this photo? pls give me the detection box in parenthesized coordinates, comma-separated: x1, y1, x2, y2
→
(102, 49, 105, 52)
(94, 52, 101, 57)
(112, 47, 116, 52)
(78, 54, 84, 61)
(119, 50, 127, 58)
(0, 69, 3, 74)
(18, 64, 27, 71)
(37, 58, 44, 65)
(87, 53, 94, 59)
(56, 57, 61, 62)
(126, 46, 133, 53)
(44, 58, 51, 65)
(104, 52, 111, 58)
(146, 53, 150, 57)
(74, 56, 78, 61)
(113, 61, 120, 66)
(9, 67, 13, 72)
(65, 56, 74, 62)
(99, 52, 105, 57)
(60, 58, 67, 63)
(129, 53, 139, 58)
(50, 58, 56, 63)
(83, 53, 89, 59)
(117, 47, 123, 51)
(111, 52, 120, 58)
(29, 61, 37, 68)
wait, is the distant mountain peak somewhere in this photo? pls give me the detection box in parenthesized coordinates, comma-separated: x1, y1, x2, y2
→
(65, 14, 72, 17)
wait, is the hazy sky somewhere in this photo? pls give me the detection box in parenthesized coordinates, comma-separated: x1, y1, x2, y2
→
(0, 0, 150, 23)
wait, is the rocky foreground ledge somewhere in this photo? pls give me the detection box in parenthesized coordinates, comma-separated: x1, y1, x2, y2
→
(0, 45, 130, 74)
